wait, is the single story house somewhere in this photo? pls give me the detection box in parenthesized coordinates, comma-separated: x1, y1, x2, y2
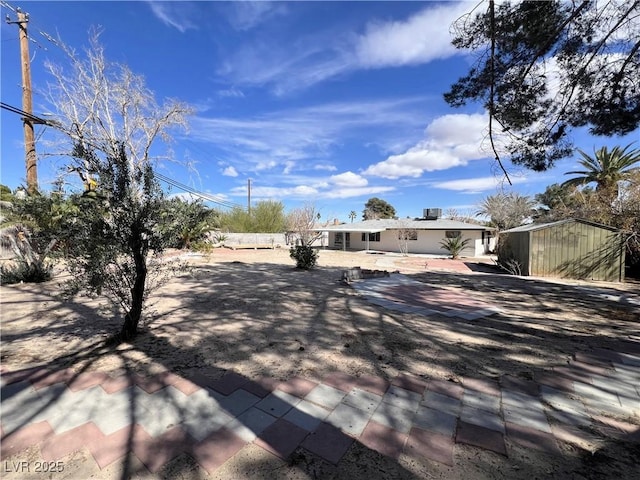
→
(500, 219, 626, 282)
(317, 209, 496, 257)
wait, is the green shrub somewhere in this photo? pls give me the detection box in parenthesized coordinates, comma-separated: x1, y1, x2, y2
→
(0, 261, 52, 284)
(289, 245, 318, 269)
(192, 240, 214, 255)
(213, 232, 228, 244)
(439, 236, 471, 259)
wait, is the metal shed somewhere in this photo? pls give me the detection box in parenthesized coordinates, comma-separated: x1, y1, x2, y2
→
(500, 219, 626, 282)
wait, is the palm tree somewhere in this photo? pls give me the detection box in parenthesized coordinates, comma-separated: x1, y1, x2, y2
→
(439, 236, 471, 259)
(348, 211, 357, 223)
(562, 144, 640, 195)
(0, 194, 58, 283)
(476, 192, 535, 231)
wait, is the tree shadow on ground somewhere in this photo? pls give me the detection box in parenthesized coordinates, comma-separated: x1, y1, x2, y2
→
(463, 261, 504, 274)
(1, 263, 423, 479)
(1, 259, 639, 479)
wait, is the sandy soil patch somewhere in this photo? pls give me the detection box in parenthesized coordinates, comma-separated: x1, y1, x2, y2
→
(1, 248, 638, 479)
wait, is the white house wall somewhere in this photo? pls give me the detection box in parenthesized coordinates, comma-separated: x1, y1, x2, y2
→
(329, 230, 489, 256)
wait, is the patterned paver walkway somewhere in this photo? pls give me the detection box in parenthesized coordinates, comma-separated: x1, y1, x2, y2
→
(2, 274, 639, 476)
(351, 275, 501, 320)
(2, 346, 639, 476)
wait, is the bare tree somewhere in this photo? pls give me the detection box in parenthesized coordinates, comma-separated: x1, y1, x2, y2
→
(445, 207, 481, 224)
(286, 204, 323, 269)
(44, 30, 191, 177)
(286, 203, 323, 246)
(396, 220, 417, 256)
(445, 208, 460, 221)
(42, 31, 192, 341)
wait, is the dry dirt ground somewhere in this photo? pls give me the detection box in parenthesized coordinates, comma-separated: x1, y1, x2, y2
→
(1, 247, 639, 479)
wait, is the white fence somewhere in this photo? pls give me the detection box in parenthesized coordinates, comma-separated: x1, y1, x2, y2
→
(210, 232, 329, 248)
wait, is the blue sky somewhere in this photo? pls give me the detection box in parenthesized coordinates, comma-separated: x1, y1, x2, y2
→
(1, 1, 638, 222)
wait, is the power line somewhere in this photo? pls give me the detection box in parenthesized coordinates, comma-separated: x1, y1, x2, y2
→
(1, 3, 247, 209)
(0, 1, 16, 13)
(1, 101, 49, 124)
(155, 172, 244, 210)
(1, 1, 59, 52)
(1, 101, 244, 210)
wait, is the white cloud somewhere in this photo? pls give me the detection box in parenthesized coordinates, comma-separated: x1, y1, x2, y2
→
(283, 161, 296, 175)
(226, 2, 288, 31)
(314, 164, 338, 172)
(218, 87, 245, 98)
(230, 169, 393, 201)
(356, 3, 469, 68)
(293, 185, 319, 196)
(433, 177, 503, 192)
(217, 42, 350, 96)
(222, 166, 238, 177)
(433, 175, 528, 193)
(218, 3, 467, 95)
(256, 159, 278, 171)
(238, 183, 394, 201)
(146, 1, 197, 32)
(188, 96, 429, 175)
(233, 184, 319, 199)
(330, 171, 368, 187)
(323, 186, 394, 199)
(363, 113, 490, 179)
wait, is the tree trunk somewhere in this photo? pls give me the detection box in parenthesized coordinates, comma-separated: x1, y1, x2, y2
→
(119, 229, 147, 342)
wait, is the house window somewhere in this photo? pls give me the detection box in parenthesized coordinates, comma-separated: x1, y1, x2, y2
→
(445, 230, 461, 238)
(335, 232, 343, 245)
(361, 232, 380, 242)
(398, 230, 418, 241)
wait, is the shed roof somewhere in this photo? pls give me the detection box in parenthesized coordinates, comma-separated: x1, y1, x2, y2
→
(317, 218, 492, 233)
(503, 218, 621, 233)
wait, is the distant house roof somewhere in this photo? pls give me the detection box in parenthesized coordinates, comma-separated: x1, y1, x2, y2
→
(503, 218, 621, 233)
(316, 218, 493, 233)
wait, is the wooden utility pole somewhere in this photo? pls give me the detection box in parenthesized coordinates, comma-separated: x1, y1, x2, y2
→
(7, 9, 38, 194)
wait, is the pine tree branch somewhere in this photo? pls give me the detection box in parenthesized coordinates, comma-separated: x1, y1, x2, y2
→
(488, 0, 512, 185)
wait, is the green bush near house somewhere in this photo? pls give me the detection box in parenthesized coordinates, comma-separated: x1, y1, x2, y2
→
(290, 245, 318, 270)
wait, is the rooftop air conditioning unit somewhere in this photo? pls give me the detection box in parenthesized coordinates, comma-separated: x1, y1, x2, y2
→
(423, 208, 442, 220)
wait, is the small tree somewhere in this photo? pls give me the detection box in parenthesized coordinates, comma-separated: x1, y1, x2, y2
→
(0, 185, 14, 202)
(562, 144, 640, 202)
(217, 201, 285, 233)
(348, 210, 357, 223)
(64, 143, 171, 341)
(218, 207, 252, 233)
(251, 200, 286, 233)
(439, 236, 471, 260)
(0, 190, 75, 284)
(159, 198, 216, 249)
(43, 32, 191, 341)
(286, 204, 322, 269)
